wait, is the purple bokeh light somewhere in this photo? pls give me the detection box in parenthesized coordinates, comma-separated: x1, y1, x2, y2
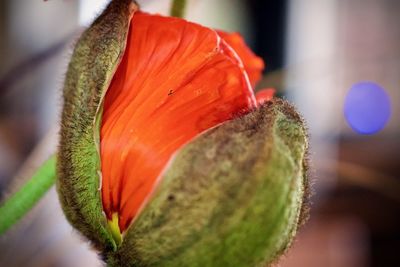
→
(344, 82, 391, 135)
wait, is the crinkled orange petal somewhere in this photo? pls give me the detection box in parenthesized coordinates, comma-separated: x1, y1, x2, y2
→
(256, 88, 275, 106)
(100, 12, 256, 231)
(217, 31, 265, 87)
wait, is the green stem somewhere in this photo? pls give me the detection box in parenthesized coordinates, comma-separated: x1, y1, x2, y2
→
(170, 0, 187, 18)
(0, 155, 57, 235)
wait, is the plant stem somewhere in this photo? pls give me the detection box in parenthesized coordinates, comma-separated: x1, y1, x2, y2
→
(0, 155, 57, 235)
(170, 0, 187, 18)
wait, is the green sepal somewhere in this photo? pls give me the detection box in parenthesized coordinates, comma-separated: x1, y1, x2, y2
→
(57, 0, 138, 252)
(107, 99, 309, 266)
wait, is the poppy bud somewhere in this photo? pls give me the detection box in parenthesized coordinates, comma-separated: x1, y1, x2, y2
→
(57, 0, 309, 266)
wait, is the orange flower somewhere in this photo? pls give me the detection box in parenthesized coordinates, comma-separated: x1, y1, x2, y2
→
(100, 12, 273, 232)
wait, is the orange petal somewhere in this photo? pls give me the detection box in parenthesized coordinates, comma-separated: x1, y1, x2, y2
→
(217, 31, 265, 87)
(100, 12, 256, 231)
(256, 88, 275, 106)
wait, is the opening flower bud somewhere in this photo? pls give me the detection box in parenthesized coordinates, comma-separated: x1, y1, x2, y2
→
(57, 0, 309, 266)
(100, 10, 268, 235)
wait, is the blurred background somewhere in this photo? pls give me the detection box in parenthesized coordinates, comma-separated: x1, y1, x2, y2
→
(0, 0, 399, 266)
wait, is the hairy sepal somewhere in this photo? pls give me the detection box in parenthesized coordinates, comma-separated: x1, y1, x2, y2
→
(57, 0, 138, 251)
(107, 99, 309, 266)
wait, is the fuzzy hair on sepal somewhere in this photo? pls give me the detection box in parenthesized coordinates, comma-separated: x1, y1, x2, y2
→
(106, 99, 309, 267)
(57, 0, 138, 252)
